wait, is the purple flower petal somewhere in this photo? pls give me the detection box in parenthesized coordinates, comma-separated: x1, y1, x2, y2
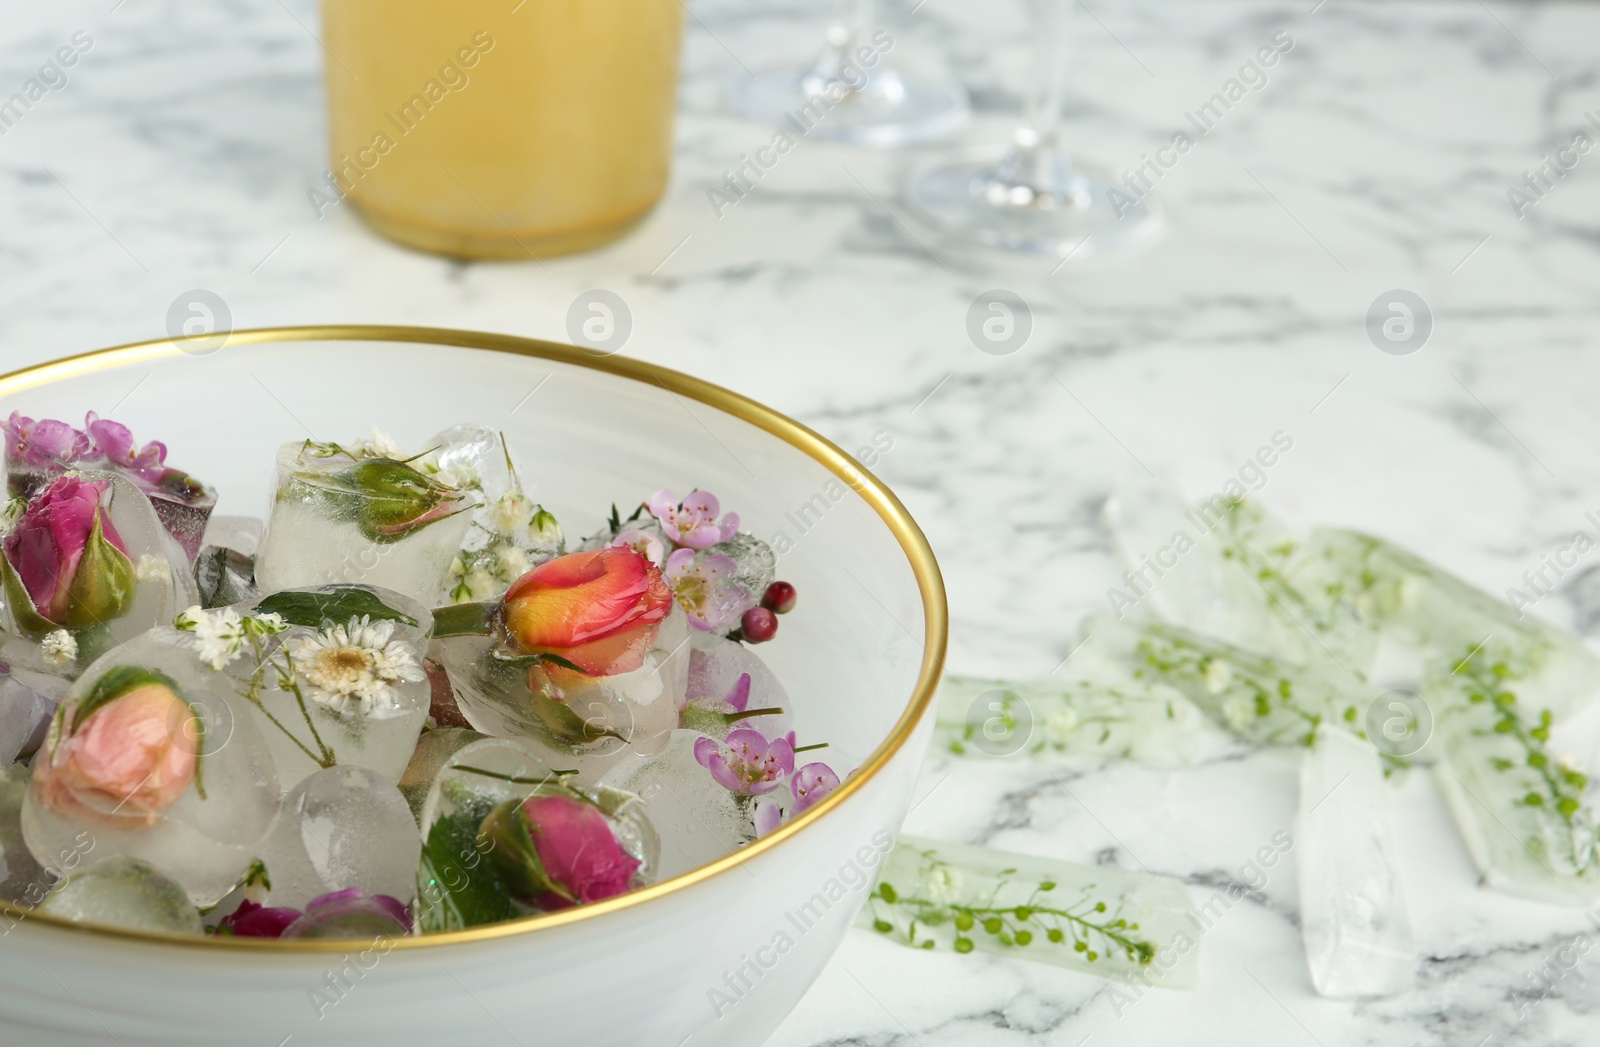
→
(790, 762, 841, 815)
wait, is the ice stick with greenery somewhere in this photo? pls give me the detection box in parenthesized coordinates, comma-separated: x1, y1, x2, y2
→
(933, 674, 1236, 767)
(1428, 642, 1600, 905)
(861, 835, 1198, 987)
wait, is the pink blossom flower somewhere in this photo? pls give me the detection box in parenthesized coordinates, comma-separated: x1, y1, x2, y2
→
(83, 412, 168, 485)
(3, 412, 90, 467)
(694, 727, 794, 795)
(610, 527, 666, 567)
(789, 761, 841, 815)
(647, 489, 739, 550)
(3, 475, 134, 628)
(663, 547, 749, 631)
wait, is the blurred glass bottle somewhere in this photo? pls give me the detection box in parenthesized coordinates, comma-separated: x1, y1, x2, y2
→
(320, 1, 684, 259)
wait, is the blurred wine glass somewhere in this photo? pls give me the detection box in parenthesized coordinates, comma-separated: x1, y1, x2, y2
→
(906, 0, 1160, 257)
(731, 0, 968, 147)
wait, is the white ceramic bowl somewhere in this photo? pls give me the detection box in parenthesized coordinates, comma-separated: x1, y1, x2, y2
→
(0, 327, 946, 1047)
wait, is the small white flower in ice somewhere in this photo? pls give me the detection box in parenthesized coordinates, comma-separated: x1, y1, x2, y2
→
(1044, 708, 1079, 745)
(351, 426, 403, 460)
(492, 491, 534, 535)
(496, 545, 531, 581)
(134, 554, 171, 583)
(40, 629, 77, 669)
(1202, 657, 1233, 694)
(290, 615, 424, 713)
(189, 606, 248, 671)
(924, 863, 963, 903)
(1221, 694, 1256, 733)
(252, 612, 289, 635)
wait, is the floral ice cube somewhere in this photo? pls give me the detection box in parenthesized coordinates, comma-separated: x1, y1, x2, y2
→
(862, 834, 1199, 986)
(3, 412, 216, 561)
(410, 734, 652, 930)
(434, 425, 565, 606)
(256, 765, 421, 911)
(0, 471, 198, 678)
(677, 632, 791, 741)
(178, 585, 433, 789)
(254, 437, 474, 605)
(434, 547, 689, 758)
(37, 856, 203, 935)
(21, 642, 282, 906)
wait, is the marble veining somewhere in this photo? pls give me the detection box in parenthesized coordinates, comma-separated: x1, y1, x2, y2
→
(1, 0, 1599, 1043)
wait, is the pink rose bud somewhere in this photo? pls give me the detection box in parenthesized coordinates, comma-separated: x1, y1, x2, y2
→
(34, 666, 201, 828)
(482, 792, 641, 909)
(2, 474, 135, 630)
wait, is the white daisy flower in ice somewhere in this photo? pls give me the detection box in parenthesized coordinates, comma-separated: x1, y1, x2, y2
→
(40, 629, 77, 670)
(289, 616, 424, 713)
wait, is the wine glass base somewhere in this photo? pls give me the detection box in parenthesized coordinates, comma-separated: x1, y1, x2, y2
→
(731, 66, 968, 147)
(906, 156, 1163, 258)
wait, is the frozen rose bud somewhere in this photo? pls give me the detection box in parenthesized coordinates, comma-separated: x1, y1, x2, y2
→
(646, 489, 740, 550)
(281, 888, 412, 939)
(482, 792, 641, 909)
(762, 580, 797, 614)
(739, 607, 778, 643)
(214, 898, 303, 938)
(322, 458, 468, 543)
(693, 727, 795, 795)
(34, 667, 200, 827)
(503, 547, 672, 676)
(2, 475, 135, 630)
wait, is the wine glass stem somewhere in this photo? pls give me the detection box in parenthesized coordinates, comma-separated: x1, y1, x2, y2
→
(1025, 0, 1071, 145)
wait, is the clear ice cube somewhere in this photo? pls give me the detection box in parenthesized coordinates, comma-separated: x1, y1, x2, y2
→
(1296, 724, 1416, 997)
(0, 667, 62, 764)
(598, 729, 753, 879)
(257, 765, 421, 910)
(37, 856, 203, 935)
(0, 763, 51, 906)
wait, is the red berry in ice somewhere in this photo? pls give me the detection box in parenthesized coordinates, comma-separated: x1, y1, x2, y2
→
(762, 580, 797, 615)
(740, 607, 778, 643)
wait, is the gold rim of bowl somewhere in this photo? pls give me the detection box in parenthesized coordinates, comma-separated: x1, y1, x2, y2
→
(0, 325, 949, 953)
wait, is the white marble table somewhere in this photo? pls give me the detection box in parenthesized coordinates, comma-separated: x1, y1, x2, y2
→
(4, 0, 1600, 1043)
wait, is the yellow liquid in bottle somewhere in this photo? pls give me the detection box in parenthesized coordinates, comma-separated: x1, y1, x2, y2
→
(320, 1, 684, 259)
